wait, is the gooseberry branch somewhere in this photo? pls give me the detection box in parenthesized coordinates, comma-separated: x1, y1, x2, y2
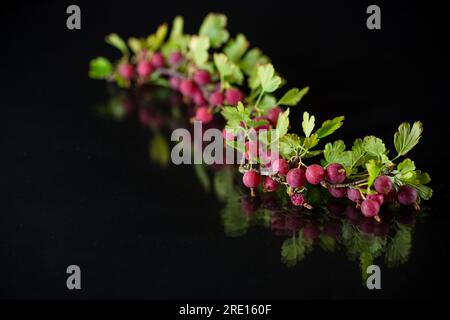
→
(89, 13, 433, 222)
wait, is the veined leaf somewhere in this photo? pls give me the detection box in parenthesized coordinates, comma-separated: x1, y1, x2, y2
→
(323, 140, 346, 164)
(199, 13, 229, 48)
(366, 160, 382, 189)
(189, 36, 210, 68)
(239, 48, 269, 75)
(257, 64, 281, 93)
(276, 108, 290, 138)
(394, 121, 423, 157)
(363, 136, 386, 158)
(302, 111, 315, 137)
(277, 87, 309, 106)
(224, 33, 249, 62)
(315, 116, 345, 139)
(213, 53, 243, 85)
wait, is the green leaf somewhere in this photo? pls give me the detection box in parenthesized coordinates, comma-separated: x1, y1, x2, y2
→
(315, 116, 345, 139)
(302, 111, 315, 137)
(213, 53, 243, 85)
(128, 37, 145, 54)
(224, 33, 249, 62)
(366, 160, 382, 189)
(105, 33, 129, 55)
(214, 168, 235, 202)
(394, 121, 423, 157)
(194, 165, 211, 192)
(409, 184, 433, 200)
(189, 36, 210, 68)
(239, 48, 269, 75)
(199, 13, 229, 48)
(257, 64, 281, 93)
(169, 16, 184, 40)
(89, 57, 113, 79)
(221, 102, 250, 128)
(279, 133, 301, 159)
(258, 95, 277, 112)
(281, 231, 311, 267)
(323, 140, 346, 164)
(276, 108, 290, 138)
(363, 136, 386, 158)
(397, 158, 416, 181)
(149, 134, 170, 167)
(146, 23, 168, 51)
(277, 87, 309, 106)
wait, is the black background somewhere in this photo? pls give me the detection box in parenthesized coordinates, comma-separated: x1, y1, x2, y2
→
(1, 0, 450, 299)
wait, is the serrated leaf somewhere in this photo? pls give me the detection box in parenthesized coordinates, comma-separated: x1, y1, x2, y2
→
(315, 116, 345, 139)
(363, 136, 386, 158)
(323, 140, 346, 164)
(302, 111, 315, 137)
(189, 36, 210, 68)
(224, 33, 249, 62)
(213, 53, 243, 85)
(279, 133, 301, 159)
(105, 33, 129, 55)
(89, 57, 113, 79)
(276, 108, 290, 138)
(277, 87, 309, 106)
(199, 13, 229, 48)
(258, 64, 281, 93)
(146, 23, 168, 51)
(366, 159, 382, 189)
(240, 48, 269, 76)
(394, 121, 423, 157)
(258, 95, 277, 112)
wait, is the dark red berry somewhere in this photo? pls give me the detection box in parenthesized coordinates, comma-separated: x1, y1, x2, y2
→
(374, 175, 393, 194)
(225, 88, 244, 105)
(243, 171, 260, 188)
(360, 199, 380, 217)
(264, 177, 279, 192)
(325, 163, 346, 184)
(397, 185, 417, 205)
(286, 168, 307, 189)
(150, 52, 165, 68)
(305, 164, 325, 185)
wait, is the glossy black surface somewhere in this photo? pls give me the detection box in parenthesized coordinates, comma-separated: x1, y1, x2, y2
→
(1, 0, 449, 299)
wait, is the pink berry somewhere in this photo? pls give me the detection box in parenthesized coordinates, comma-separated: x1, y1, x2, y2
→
(397, 185, 417, 205)
(305, 164, 325, 185)
(136, 60, 154, 77)
(267, 107, 282, 126)
(170, 76, 181, 90)
(243, 171, 260, 188)
(150, 52, 165, 68)
(325, 163, 346, 184)
(264, 177, 279, 192)
(222, 128, 235, 141)
(286, 168, 307, 189)
(209, 91, 224, 106)
(360, 199, 380, 217)
(225, 88, 244, 105)
(179, 79, 197, 97)
(193, 91, 207, 106)
(328, 187, 347, 198)
(291, 192, 305, 206)
(169, 51, 183, 65)
(193, 69, 211, 85)
(374, 175, 393, 194)
(367, 193, 384, 206)
(347, 188, 362, 202)
(195, 106, 213, 123)
(271, 158, 289, 175)
(118, 63, 134, 80)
